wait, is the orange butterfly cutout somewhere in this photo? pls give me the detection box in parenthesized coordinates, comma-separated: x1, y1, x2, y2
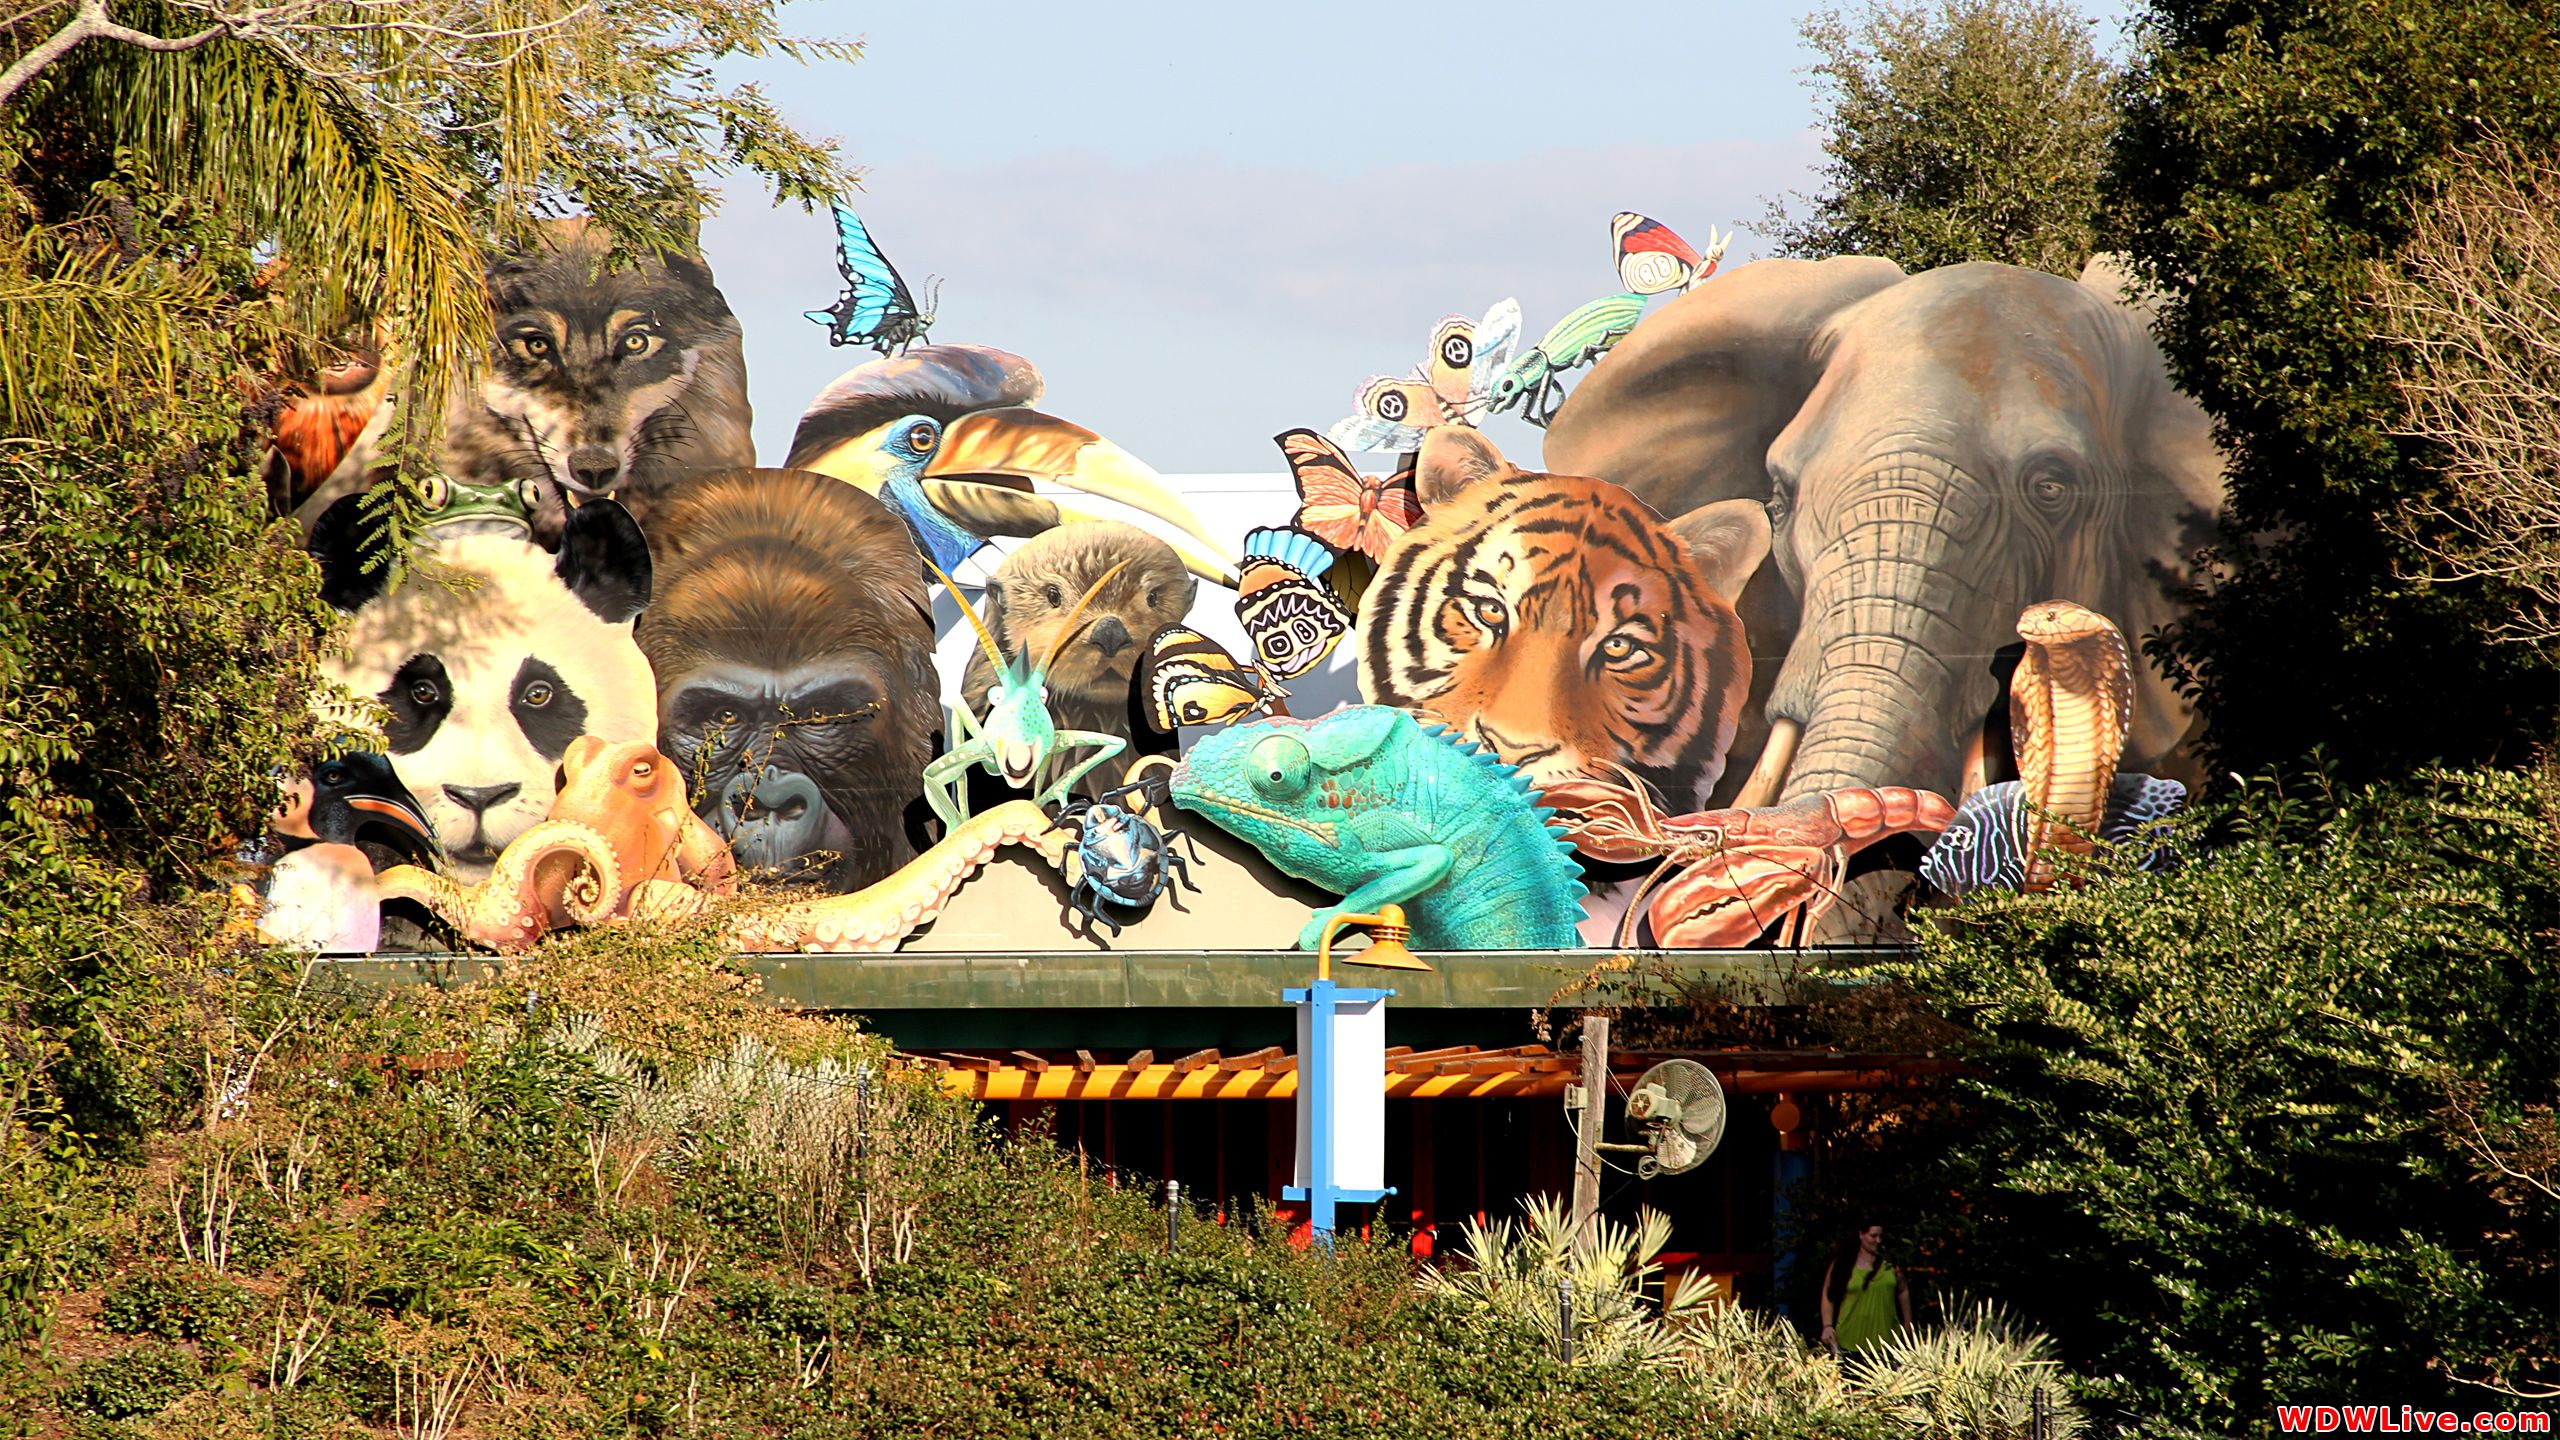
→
(1275, 429, 1424, 561)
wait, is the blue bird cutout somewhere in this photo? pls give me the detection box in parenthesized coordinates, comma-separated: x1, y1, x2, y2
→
(805, 204, 938, 356)
(867, 413, 986, 574)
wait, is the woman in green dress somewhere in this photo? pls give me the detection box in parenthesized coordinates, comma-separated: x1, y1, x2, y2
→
(1818, 1219, 1913, 1357)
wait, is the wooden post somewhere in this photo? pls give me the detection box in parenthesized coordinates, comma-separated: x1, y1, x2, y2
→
(1570, 1015, 1608, 1239)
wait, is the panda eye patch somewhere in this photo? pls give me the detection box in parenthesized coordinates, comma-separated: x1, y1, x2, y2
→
(508, 657, 588, 761)
(381, 654, 452, 755)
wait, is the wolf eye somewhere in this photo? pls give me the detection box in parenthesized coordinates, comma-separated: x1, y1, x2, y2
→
(520, 680, 553, 708)
(618, 330, 659, 358)
(511, 331, 553, 362)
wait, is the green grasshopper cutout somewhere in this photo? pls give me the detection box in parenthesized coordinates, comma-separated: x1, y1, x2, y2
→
(1485, 292, 1649, 427)
(921, 552, 1132, 831)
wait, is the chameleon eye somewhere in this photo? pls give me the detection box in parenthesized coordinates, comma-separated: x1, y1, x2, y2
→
(1247, 735, 1310, 800)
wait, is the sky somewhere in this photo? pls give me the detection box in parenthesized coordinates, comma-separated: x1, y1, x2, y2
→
(700, 0, 2134, 475)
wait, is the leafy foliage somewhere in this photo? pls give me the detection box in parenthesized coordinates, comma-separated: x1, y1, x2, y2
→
(1423, 1194, 1712, 1368)
(2109, 0, 2560, 780)
(2369, 138, 2560, 648)
(0, 0, 857, 1304)
(1878, 768, 2560, 1429)
(1766, 0, 2122, 274)
(0, 936, 1857, 1438)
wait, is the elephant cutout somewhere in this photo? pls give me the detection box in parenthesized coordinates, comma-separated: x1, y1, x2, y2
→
(1544, 256, 2228, 816)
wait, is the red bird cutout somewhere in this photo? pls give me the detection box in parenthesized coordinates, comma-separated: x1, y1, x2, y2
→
(1275, 428, 1423, 561)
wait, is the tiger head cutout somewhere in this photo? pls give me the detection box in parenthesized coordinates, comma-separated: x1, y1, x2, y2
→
(1357, 427, 1769, 810)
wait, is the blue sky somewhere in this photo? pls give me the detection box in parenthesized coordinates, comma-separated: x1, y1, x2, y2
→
(702, 0, 2133, 473)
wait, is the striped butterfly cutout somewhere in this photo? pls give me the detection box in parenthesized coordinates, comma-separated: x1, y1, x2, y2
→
(1325, 298, 1522, 454)
(1141, 625, 1286, 731)
(1274, 428, 1422, 563)
(1234, 526, 1354, 681)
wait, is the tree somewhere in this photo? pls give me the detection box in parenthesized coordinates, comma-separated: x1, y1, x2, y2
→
(1765, 0, 2122, 276)
(0, 0, 855, 1150)
(2371, 140, 2560, 649)
(2110, 0, 2560, 784)
(1879, 770, 2560, 1429)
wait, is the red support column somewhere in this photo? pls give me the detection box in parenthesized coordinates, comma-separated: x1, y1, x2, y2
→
(1408, 1102, 1439, 1259)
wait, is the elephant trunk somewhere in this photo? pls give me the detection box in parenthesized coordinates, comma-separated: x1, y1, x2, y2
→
(1766, 458, 2022, 800)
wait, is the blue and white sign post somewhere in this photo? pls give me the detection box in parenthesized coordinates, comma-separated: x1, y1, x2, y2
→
(1284, 904, 1429, 1244)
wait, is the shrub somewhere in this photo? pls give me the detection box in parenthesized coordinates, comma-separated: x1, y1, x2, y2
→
(1842, 1302, 2083, 1439)
(66, 1342, 201, 1421)
(98, 1264, 252, 1347)
(1886, 766, 2560, 1426)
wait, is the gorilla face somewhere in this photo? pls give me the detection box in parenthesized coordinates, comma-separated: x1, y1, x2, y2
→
(657, 655, 910, 888)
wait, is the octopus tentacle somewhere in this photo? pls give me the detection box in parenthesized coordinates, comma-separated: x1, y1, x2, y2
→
(720, 800, 1069, 953)
(377, 820, 621, 953)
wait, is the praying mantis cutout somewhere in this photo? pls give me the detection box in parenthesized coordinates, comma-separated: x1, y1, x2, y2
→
(921, 553, 1132, 831)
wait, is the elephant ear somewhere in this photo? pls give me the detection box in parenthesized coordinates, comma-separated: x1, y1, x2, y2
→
(1665, 498, 1773, 604)
(1413, 425, 1515, 505)
(1542, 257, 1906, 515)
(2072, 298, 2230, 781)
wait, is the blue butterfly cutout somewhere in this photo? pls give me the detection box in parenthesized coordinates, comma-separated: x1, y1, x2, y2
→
(804, 203, 939, 356)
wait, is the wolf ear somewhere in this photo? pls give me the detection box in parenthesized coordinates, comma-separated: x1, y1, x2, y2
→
(556, 499, 653, 623)
(1308, 706, 1402, 769)
(308, 492, 396, 611)
(1414, 426, 1513, 506)
(1665, 498, 1772, 603)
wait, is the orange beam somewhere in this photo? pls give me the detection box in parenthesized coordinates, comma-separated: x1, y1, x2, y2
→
(935, 1061, 1959, 1102)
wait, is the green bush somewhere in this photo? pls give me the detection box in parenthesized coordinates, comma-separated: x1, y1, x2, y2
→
(66, 1342, 201, 1420)
(98, 1264, 252, 1347)
(1882, 767, 2560, 1429)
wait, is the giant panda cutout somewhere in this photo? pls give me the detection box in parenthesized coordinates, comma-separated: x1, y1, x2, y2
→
(314, 496, 658, 882)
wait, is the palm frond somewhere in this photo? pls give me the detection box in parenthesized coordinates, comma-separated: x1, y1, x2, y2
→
(86, 30, 487, 443)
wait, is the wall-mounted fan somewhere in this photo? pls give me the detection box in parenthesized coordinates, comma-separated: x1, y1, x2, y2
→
(1621, 1058, 1726, 1177)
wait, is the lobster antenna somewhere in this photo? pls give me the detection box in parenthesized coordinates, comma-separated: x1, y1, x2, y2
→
(922, 551, 1009, 677)
(1039, 559, 1132, 677)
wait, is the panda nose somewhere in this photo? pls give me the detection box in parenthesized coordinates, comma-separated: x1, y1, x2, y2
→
(566, 447, 622, 495)
(1088, 616, 1133, 659)
(444, 782, 522, 817)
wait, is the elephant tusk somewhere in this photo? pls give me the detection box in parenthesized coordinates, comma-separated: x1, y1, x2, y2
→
(1731, 717, 1800, 809)
(1958, 723, 1992, 800)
